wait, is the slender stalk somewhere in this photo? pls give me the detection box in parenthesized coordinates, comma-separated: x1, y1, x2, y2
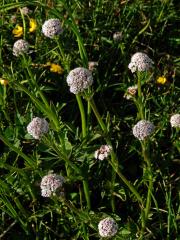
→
(87, 96, 143, 205)
(136, 72, 153, 238)
(137, 72, 144, 119)
(140, 141, 153, 237)
(75, 94, 91, 209)
(112, 162, 143, 204)
(57, 34, 91, 209)
(76, 94, 87, 138)
(111, 170, 116, 212)
(88, 98, 107, 132)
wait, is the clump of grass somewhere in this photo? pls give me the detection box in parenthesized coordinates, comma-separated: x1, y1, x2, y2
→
(0, 0, 179, 239)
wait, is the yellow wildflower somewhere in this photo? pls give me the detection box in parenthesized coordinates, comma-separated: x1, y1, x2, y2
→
(157, 76, 167, 84)
(0, 79, 9, 86)
(49, 63, 64, 74)
(29, 18, 37, 33)
(12, 25, 23, 37)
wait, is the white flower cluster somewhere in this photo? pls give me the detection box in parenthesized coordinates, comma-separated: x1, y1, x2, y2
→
(124, 85, 138, 100)
(13, 39, 29, 57)
(94, 145, 112, 161)
(40, 173, 65, 197)
(42, 19, 63, 38)
(170, 114, 180, 128)
(133, 120, 155, 141)
(27, 117, 49, 139)
(98, 217, 118, 238)
(66, 67, 93, 94)
(128, 52, 153, 73)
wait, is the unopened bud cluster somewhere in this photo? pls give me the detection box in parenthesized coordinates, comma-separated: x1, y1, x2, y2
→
(124, 85, 138, 99)
(95, 145, 112, 161)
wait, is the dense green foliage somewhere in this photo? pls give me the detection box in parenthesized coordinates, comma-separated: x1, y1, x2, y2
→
(0, 0, 179, 239)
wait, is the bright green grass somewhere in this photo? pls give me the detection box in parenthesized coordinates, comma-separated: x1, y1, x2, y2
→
(0, 0, 179, 239)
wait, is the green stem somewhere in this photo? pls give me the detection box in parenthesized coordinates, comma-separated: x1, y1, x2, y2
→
(88, 96, 143, 205)
(140, 142, 153, 237)
(76, 94, 87, 138)
(88, 98, 107, 132)
(87, 100, 91, 135)
(111, 170, 116, 212)
(113, 162, 143, 204)
(137, 72, 144, 119)
(75, 94, 91, 209)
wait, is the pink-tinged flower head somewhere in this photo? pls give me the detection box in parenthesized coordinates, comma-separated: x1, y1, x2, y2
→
(13, 39, 29, 56)
(133, 120, 155, 140)
(42, 19, 63, 38)
(66, 67, 93, 94)
(128, 52, 153, 73)
(98, 217, 118, 238)
(40, 173, 65, 197)
(27, 117, 49, 139)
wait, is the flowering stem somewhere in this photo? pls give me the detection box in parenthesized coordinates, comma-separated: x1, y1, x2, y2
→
(136, 72, 154, 236)
(88, 97, 143, 205)
(140, 141, 153, 237)
(56, 37, 90, 209)
(75, 95, 91, 209)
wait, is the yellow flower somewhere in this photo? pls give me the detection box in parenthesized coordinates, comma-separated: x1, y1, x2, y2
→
(0, 78, 9, 86)
(12, 25, 23, 37)
(29, 18, 37, 33)
(49, 63, 64, 74)
(157, 76, 167, 84)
